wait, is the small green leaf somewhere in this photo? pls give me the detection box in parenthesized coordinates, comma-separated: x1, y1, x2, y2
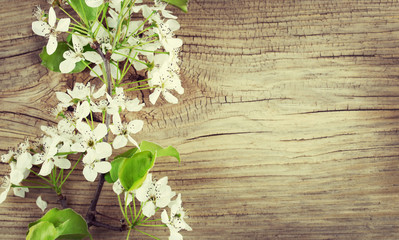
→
(28, 208, 91, 240)
(104, 157, 125, 183)
(27, 221, 58, 240)
(139, 141, 180, 162)
(139, 141, 163, 153)
(115, 147, 138, 159)
(162, 0, 188, 12)
(40, 42, 86, 73)
(118, 151, 155, 191)
(68, 0, 99, 22)
(158, 146, 180, 163)
(105, 148, 139, 183)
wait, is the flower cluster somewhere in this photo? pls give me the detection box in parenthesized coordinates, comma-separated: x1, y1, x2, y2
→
(32, 0, 184, 105)
(114, 174, 191, 239)
(2, 0, 191, 239)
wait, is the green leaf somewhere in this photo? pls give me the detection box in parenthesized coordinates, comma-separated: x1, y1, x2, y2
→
(139, 141, 180, 162)
(115, 147, 139, 159)
(28, 208, 91, 240)
(118, 151, 155, 191)
(158, 146, 180, 163)
(27, 221, 58, 240)
(139, 141, 163, 153)
(105, 148, 138, 183)
(68, 0, 99, 22)
(104, 157, 125, 183)
(40, 42, 87, 73)
(163, 0, 188, 12)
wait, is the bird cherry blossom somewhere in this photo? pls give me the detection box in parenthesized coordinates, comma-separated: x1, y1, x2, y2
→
(109, 114, 143, 149)
(162, 194, 192, 239)
(136, 174, 176, 217)
(32, 7, 70, 55)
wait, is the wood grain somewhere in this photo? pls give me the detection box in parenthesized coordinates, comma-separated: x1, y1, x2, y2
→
(1, 0, 399, 239)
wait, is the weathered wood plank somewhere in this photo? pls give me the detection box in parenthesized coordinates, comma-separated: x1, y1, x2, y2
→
(1, 0, 399, 239)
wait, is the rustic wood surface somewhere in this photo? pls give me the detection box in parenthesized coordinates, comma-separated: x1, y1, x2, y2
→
(1, 0, 399, 239)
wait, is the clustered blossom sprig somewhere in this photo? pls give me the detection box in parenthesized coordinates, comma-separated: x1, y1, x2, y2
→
(2, 0, 191, 239)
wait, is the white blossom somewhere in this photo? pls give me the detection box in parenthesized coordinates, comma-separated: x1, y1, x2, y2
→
(36, 196, 47, 212)
(33, 137, 71, 176)
(32, 7, 70, 55)
(13, 187, 29, 198)
(60, 35, 102, 73)
(56, 82, 106, 108)
(82, 150, 111, 182)
(148, 60, 184, 104)
(71, 122, 112, 159)
(136, 174, 175, 217)
(86, 0, 122, 9)
(162, 194, 191, 239)
(0, 177, 11, 204)
(112, 179, 124, 195)
(110, 114, 143, 149)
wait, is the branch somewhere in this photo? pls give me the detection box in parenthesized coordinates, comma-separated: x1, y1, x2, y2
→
(58, 194, 68, 209)
(86, 46, 112, 226)
(90, 219, 128, 232)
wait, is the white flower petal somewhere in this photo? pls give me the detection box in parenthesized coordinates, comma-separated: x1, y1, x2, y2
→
(93, 123, 108, 141)
(90, 64, 103, 77)
(113, 179, 123, 195)
(13, 187, 29, 198)
(32, 21, 50, 36)
(76, 101, 91, 118)
(162, 10, 178, 20)
(164, 38, 183, 51)
(125, 98, 144, 112)
(56, 92, 72, 104)
(149, 88, 162, 105)
(56, 18, 70, 32)
(161, 210, 169, 224)
(169, 231, 183, 240)
(95, 142, 112, 158)
(71, 142, 86, 153)
(83, 51, 103, 64)
(142, 201, 156, 218)
(36, 196, 47, 212)
(60, 59, 76, 73)
(0, 190, 8, 204)
(76, 121, 92, 136)
(16, 152, 32, 170)
(166, 20, 180, 32)
(10, 169, 23, 185)
(86, 0, 103, 8)
(39, 160, 54, 176)
(32, 153, 44, 165)
(47, 35, 58, 55)
(48, 7, 56, 27)
(93, 84, 106, 99)
(135, 174, 152, 202)
(163, 90, 178, 104)
(54, 157, 71, 169)
(113, 135, 128, 149)
(125, 192, 133, 206)
(94, 161, 111, 173)
(83, 166, 97, 182)
(127, 120, 143, 134)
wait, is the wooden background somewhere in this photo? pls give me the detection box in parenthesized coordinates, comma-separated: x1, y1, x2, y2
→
(1, 0, 399, 239)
